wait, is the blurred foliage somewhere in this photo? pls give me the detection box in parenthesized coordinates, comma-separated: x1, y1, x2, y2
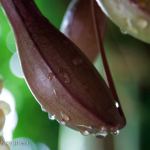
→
(104, 19, 150, 150)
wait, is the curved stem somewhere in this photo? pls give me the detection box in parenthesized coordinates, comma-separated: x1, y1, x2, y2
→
(91, 0, 118, 100)
(91, 0, 125, 118)
(91, 0, 125, 119)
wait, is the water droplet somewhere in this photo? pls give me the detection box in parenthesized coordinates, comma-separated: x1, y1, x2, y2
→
(60, 121, 66, 125)
(48, 72, 54, 80)
(41, 106, 46, 112)
(48, 113, 55, 120)
(53, 89, 57, 96)
(95, 130, 108, 138)
(126, 18, 138, 34)
(120, 28, 128, 34)
(137, 19, 148, 29)
(76, 124, 94, 134)
(72, 58, 83, 66)
(76, 124, 92, 129)
(94, 127, 108, 138)
(60, 112, 70, 122)
(57, 119, 66, 125)
(111, 130, 120, 136)
(115, 102, 119, 108)
(81, 130, 90, 136)
(63, 73, 70, 84)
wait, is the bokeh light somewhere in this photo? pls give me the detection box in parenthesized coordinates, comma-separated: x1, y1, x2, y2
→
(9, 52, 24, 79)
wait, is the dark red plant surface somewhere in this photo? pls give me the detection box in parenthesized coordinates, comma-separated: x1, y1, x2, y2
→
(61, 0, 126, 132)
(61, 0, 106, 62)
(0, 0, 126, 137)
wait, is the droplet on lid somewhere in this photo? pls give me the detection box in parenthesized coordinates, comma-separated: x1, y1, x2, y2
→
(95, 130, 108, 138)
(111, 129, 120, 136)
(53, 89, 57, 96)
(81, 130, 90, 136)
(60, 112, 70, 122)
(115, 102, 119, 108)
(76, 124, 92, 130)
(48, 113, 55, 120)
(48, 72, 54, 80)
(0, 101, 11, 115)
(120, 28, 128, 34)
(59, 120, 66, 125)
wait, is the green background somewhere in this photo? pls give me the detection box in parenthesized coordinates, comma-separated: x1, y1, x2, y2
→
(0, 0, 150, 150)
